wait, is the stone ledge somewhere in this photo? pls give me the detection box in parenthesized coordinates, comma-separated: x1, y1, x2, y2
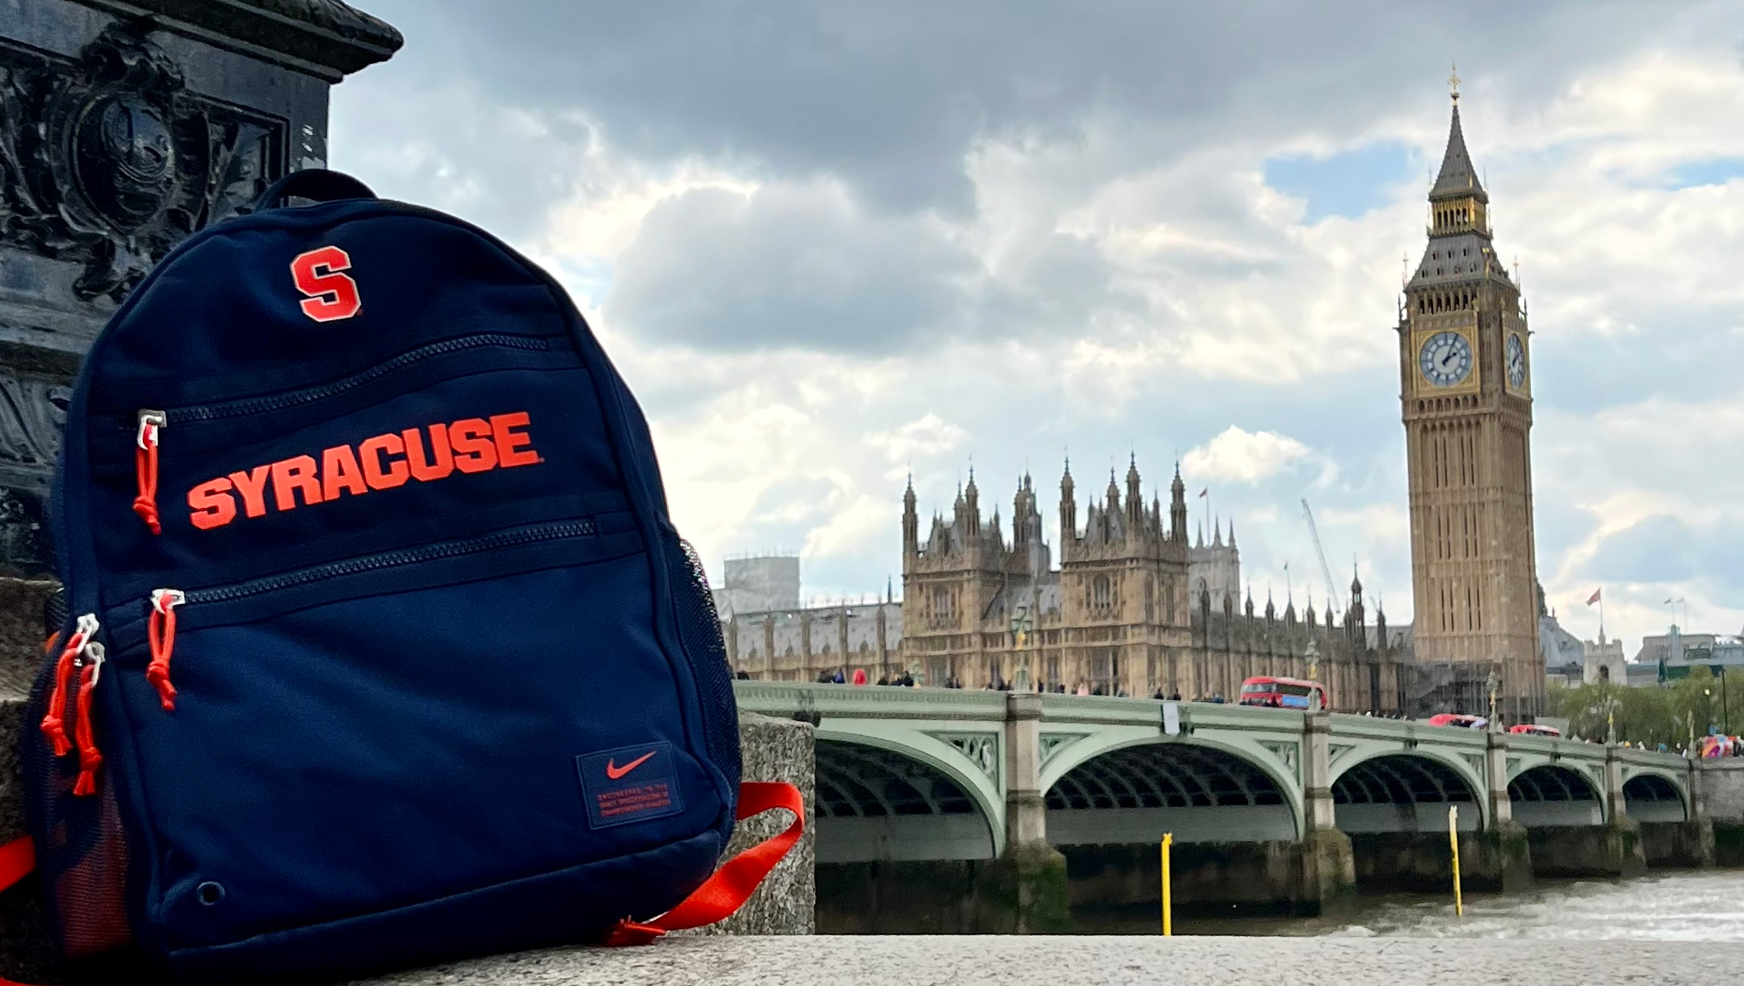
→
(345, 936, 1744, 986)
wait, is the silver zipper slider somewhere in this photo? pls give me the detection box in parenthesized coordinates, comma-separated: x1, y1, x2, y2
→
(71, 613, 101, 654)
(137, 409, 166, 450)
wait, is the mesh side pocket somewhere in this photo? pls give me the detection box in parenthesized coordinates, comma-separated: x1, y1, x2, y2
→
(665, 534, 741, 798)
(20, 648, 133, 959)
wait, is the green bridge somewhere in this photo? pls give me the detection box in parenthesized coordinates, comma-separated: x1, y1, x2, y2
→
(733, 681, 1721, 932)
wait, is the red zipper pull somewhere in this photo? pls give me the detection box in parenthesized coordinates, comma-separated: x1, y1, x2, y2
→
(133, 410, 166, 535)
(39, 613, 99, 758)
(146, 589, 185, 712)
(72, 642, 106, 797)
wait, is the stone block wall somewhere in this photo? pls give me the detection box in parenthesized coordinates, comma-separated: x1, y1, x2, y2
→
(1697, 760, 1744, 824)
(676, 713, 815, 936)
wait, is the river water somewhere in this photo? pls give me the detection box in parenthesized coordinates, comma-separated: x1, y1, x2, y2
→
(1078, 870, 1744, 940)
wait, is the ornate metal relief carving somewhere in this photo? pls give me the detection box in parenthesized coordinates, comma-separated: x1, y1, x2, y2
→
(1039, 733, 1087, 766)
(1258, 740, 1300, 781)
(930, 732, 999, 781)
(0, 22, 285, 301)
(1461, 753, 1486, 780)
(0, 374, 71, 467)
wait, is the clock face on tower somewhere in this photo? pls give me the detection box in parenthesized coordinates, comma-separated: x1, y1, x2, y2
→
(1419, 331, 1473, 387)
(1506, 333, 1527, 389)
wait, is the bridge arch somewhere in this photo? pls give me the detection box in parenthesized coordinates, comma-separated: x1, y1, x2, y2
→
(812, 733, 1002, 861)
(1622, 770, 1689, 823)
(1041, 735, 1302, 844)
(1329, 750, 1485, 833)
(1507, 763, 1605, 826)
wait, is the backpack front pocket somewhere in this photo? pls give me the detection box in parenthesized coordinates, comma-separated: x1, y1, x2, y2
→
(95, 520, 724, 951)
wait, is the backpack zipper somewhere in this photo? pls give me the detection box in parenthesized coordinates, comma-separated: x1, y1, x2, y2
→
(40, 613, 100, 758)
(133, 410, 166, 535)
(129, 334, 553, 535)
(146, 589, 185, 711)
(163, 333, 552, 425)
(71, 641, 107, 797)
(138, 519, 596, 709)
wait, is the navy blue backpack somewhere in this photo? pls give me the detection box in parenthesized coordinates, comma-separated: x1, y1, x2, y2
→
(4, 170, 802, 983)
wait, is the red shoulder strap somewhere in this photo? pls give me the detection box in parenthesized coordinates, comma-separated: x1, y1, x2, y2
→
(605, 780, 805, 945)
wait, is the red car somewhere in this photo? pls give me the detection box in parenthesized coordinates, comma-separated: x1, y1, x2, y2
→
(1508, 723, 1562, 737)
(1427, 713, 1488, 729)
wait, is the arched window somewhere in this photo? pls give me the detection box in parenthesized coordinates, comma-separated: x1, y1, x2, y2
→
(1092, 575, 1112, 611)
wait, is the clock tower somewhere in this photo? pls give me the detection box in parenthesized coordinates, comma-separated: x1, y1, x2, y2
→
(1398, 80, 1543, 721)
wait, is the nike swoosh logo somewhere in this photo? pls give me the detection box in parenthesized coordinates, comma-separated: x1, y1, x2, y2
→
(605, 751, 657, 780)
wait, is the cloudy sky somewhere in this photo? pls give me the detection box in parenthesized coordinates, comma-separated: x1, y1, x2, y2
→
(330, 0, 1744, 655)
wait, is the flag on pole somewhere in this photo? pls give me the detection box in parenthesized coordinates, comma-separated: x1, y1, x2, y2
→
(1198, 488, 1208, 498)
(1586, 589, 1601, 606)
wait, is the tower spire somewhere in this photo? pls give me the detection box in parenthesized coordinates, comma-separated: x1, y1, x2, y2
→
(902, 472, 919, 556)
(1431, 81, 1485, 203)
(1060, 457, 1077, 544)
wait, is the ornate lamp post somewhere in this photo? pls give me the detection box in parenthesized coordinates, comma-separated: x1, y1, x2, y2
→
(1010, 604, 1033, 691)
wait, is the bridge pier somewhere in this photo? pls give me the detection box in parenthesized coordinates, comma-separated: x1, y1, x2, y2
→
(1483, 730, 1536, 891)
(1691, 758, 1744, 866)
(1299, 712, 1357, 910)
(997, 692, 1070, 933)
(1638, 818, 1714, 868)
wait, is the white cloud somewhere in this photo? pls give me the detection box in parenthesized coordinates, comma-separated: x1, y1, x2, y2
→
(866, 414, 970, 472)
(1183, 426, 1313, 483)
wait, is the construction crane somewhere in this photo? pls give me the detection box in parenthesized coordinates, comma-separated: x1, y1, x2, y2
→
(1301, 499, 1342, 614)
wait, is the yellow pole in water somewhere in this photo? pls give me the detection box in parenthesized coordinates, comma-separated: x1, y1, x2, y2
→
(1448, 805, 1463, 917)
(1161, 833, 1174, 936)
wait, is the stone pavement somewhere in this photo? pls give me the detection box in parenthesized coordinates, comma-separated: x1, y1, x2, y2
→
(350, 936, 1741, 986)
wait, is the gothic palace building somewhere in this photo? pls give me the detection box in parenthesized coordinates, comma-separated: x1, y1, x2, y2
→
(725, 86, 1543, 720)
(898, 463, 1410, 713)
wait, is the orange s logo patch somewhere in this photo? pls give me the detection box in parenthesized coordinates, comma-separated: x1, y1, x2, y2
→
(291, 245, 361, 322)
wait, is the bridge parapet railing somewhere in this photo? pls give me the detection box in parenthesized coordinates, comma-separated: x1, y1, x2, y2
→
(732, 680, 1007, 721)
(1037, 695, 1307, 734)
(1614, 745, 1695, 770)
(1326, 714, 1490, 752)
(1504, 733, 1610, 762)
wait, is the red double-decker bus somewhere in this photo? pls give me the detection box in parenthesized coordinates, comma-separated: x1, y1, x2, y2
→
(1238, 676, 1328, 712)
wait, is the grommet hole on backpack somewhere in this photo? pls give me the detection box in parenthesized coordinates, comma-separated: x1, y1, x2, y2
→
(197, 881, 226, 906)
